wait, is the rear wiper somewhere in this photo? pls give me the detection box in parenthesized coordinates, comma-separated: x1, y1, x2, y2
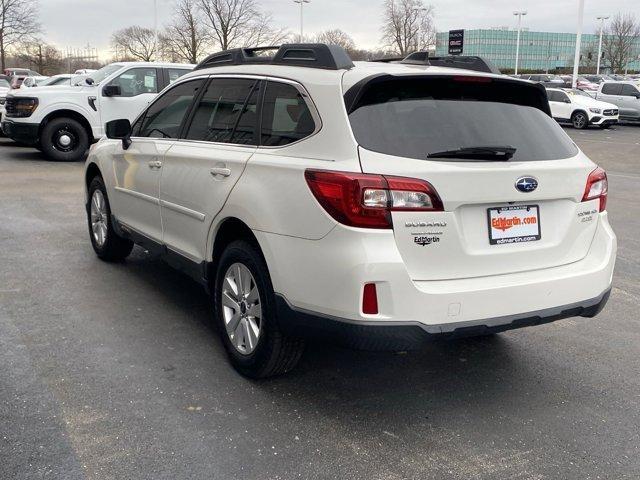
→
(427, 145, 517, 161)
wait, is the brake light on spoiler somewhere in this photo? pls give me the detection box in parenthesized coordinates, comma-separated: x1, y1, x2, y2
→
(305, 170, 443, 229)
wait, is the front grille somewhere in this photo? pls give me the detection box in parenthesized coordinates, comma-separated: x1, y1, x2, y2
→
(603, 109, 618, 116)
(4, 97, 17, 116)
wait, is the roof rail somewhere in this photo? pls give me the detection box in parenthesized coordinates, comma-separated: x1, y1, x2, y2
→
(419, 55, 501, 74)
(195, 43, 355, 71)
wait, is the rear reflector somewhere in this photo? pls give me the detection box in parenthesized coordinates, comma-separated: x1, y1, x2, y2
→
(305, 170, 443, 229)
(582, 167, 608, 212)
(362, 283, 378, 315)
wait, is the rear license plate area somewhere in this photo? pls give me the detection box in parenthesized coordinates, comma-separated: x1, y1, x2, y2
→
(487, 205, 541, 245)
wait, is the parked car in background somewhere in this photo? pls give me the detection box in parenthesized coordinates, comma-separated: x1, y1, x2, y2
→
(2, 62, 194, 161)
(594, 82, 640, 122)
(558, 75, 599, 94)
(583, 75, 615, 84)
(10, 76, 27, 89)
(28, 74, 79, 87)
(74, 69, 97, 75)
(0, 77, 12, 132)
(547, 88, 618, 129)
(521, 74, 565, 87)
(4, 68, 40, 77)
(83, 45, 615, 377)
(20, 76, 50, 88)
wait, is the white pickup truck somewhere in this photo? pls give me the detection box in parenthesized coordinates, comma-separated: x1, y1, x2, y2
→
(594, 81, 640, 122)
(2, 62, 193, 161)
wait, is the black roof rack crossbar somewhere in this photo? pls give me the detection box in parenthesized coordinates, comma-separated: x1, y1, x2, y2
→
(195, 43, 355, 71)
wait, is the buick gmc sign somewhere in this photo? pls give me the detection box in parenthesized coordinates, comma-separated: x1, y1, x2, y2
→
(448, 30, 464, 55)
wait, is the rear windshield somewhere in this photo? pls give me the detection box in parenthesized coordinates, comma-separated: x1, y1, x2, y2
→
(347, 76, 578, 162)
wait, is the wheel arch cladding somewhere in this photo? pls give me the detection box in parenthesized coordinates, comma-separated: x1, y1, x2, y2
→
(41, 109, 93, 142)
(209, 218, 268, 285)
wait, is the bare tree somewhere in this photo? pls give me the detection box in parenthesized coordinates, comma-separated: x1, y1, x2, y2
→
(315, 29, 356, 50)
(162, 0, 208, 63)
(0, 0, 42, 70)
(381, 0, 436, 55)
(603, 13, 640, 73)
(199, 0, 287, 51)
(111, 26, 157, 62)
(15, 41, 63, 75)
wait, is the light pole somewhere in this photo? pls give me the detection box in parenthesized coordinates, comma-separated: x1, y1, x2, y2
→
(513, 11, 527, 75)
(572, 0, 585, 88)
(154, 0, 159, 61)
(596, 15, 609, 75)
(293, 0, 310, 40)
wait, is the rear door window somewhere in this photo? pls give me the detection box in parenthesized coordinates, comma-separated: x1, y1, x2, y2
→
(601, 83, 623, 95)
(347, 76, 577, 162)
(621, 84, 640, 97)
(184, 78, 258, 144)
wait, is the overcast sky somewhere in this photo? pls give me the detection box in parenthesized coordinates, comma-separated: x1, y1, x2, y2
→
(42, 0, 638, 58)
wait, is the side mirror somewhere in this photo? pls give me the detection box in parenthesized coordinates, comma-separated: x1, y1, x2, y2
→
(102, 84, 121, 97)
(564, 99, 571, 104)
(106, 119, 132, 150)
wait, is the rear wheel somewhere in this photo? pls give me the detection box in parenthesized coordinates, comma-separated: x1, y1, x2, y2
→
(40, 117, 89, 161)
(571, 111, 589, 129)
(87, 176, 134, 261)
(214, 240, 305, 378)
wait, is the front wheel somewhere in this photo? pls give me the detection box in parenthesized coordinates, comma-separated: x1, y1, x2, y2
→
(40, 117, 89, 161)
(571, 111, 589, 130)
(87, 176, 134, 261)
(214, 240, 305, 378)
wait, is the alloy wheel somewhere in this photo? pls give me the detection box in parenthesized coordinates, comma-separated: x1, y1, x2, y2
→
(221, 262, 262, 355)
(90, 189, 108, 247)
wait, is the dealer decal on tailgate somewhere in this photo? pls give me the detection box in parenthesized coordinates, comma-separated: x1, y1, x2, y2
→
(487, 205, 541, 245)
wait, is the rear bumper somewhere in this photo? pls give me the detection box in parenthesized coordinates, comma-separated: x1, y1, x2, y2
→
(258, 211, 616, 347)
(2, 120, 39, 145)
(276, 289, 611, 350)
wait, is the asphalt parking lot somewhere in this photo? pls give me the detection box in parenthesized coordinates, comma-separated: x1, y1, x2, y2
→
(1, 125, 639, 480)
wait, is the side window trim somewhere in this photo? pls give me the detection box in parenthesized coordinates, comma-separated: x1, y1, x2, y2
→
(229, 80, 262, 145)
(130, 77, 207, 139)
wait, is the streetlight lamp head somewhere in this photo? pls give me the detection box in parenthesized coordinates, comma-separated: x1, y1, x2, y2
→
(513, 10, 528, 16)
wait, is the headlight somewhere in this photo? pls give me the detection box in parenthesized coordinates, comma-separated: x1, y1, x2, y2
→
(6, 97, 39, 118)
(589, 108, 601, 114)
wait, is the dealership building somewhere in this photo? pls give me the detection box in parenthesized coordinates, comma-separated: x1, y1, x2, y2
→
(435, 28, 640, 72)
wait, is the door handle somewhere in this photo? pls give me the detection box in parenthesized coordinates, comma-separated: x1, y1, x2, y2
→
(210, 167, 231, 177)
(148, 160, 162, 169)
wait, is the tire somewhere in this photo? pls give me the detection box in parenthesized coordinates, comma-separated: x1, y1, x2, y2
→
(571, 111, 589, 130)
(214, 240, 305, 378)
(87, 176, 134, 261)
(40, 117, 89, 162)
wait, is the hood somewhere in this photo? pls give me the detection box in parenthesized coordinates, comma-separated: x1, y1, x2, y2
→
(8, 84, 94, 97)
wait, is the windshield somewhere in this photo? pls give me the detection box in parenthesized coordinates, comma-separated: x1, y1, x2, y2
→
(568, 89, 590, 97)
(87, 64, 123, 85)
(347, 77, 578, 162)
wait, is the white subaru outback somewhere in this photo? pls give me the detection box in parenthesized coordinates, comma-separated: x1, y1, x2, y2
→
(2, 62, 193, 161)
(83, 44, 616, 378)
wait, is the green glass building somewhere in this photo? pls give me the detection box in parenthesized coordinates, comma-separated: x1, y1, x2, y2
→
(435, 29, 640, 72)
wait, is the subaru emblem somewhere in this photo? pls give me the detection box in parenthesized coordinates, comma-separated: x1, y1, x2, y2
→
(515, 176, 538, 193)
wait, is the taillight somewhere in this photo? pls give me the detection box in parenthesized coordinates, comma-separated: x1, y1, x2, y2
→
(304, 170, 443, 229)
(582, 167, 608, 212)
